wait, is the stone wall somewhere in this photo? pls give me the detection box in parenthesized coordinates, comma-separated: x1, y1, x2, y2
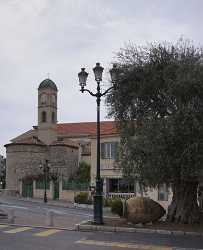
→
(6, 144, 46, 191)
(33, 180, 52, 199)
(6, 143, 79, 193)
(60, 190, 77, 202)
(49, 145, 79, 179)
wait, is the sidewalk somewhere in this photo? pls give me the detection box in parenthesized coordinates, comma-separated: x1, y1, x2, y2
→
(18, 197, 75, 209)
(77, 216, 203, 236)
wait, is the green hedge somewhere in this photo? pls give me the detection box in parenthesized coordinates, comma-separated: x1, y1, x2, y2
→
(74, 192, 92, 204)
(103, 197, 114, 207)
(110, 198, 123, 217)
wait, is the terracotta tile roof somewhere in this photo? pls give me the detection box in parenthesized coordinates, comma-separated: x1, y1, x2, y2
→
(57, 121, 119, 137)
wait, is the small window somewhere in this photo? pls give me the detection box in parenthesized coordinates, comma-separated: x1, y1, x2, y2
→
(101, 142, 119, 160)
(41, 111, 47, 123)
(158, 184, 169, 201)
(52, 112, 55, 123)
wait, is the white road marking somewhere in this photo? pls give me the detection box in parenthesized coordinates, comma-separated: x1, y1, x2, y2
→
(34, 229, 62, 237)
(4, 227, 32, 234)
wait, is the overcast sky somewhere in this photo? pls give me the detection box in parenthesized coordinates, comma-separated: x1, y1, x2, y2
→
(1, 0, 203, 156)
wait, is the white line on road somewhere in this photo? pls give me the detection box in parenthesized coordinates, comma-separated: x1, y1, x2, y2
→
(4, 227, 32, 234)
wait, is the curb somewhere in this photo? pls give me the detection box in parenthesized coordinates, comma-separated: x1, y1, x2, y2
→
(1, 219, 203, 237)
(0, 221, 76, 231)
(76, 220, 203, 237)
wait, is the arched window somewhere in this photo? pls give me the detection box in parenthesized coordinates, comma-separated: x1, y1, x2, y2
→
(52, 112, 55, 123)
(41, 111, 47, 123)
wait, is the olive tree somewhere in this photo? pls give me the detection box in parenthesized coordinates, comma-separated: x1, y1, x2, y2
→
(107, 39, 203, 224)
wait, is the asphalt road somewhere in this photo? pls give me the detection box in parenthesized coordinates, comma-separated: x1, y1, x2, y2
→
(0, 197, 93, 217)
(0, 198, 202, 250)
(0, 225, 203, 250)
(0, 197, 92, 228)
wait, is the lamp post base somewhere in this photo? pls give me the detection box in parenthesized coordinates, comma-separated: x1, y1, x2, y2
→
(44, 194, 47, 203)
(93, 194, 103, 224)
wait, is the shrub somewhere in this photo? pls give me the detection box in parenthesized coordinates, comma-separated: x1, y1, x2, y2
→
(110, 198, 123, 217)
(74, 192, 89, 204)
(103, 198, 116, 207)
(74, 161, 91, 183)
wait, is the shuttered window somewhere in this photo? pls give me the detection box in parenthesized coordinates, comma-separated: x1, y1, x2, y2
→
(101, 142, 119, 160)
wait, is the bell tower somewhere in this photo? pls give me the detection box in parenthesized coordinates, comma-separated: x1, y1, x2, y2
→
(37, 78, 58, 144)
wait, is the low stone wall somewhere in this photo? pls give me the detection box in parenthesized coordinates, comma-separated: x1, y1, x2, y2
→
(60, 190, 75, 202)
(34, 189, 52, 199)
(0, 189, 19, 197)
(60, 190, 84, 202)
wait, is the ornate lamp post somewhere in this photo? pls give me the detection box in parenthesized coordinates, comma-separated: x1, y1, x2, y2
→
(40, 160, 50, 203)
(78, 63, 118, 224)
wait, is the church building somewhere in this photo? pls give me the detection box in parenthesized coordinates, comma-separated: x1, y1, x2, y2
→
(6, 78, 184, 212)
(5, 79, 119, 201)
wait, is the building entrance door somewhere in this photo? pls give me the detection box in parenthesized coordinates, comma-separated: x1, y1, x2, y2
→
(22, 180, 33, 198)
(53, 181, 59, 200)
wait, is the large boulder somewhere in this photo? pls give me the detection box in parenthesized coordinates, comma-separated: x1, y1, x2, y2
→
(126, 197, 165, 224)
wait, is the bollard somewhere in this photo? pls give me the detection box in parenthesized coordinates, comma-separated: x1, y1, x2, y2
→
(8, 209, 15, 224)
(45, 210, 54, 227)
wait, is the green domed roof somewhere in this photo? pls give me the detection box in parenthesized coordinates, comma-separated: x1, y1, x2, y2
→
(38, 78, 58, 91)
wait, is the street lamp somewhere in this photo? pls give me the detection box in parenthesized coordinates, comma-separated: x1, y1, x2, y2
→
(78, 63, 118, 224)
(40, 160, 50, 203)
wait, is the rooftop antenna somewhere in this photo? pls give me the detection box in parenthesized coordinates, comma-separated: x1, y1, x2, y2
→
(47, 73, 50, 79)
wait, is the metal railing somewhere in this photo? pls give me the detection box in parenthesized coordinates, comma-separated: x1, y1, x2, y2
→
(107, 192, 136, 199)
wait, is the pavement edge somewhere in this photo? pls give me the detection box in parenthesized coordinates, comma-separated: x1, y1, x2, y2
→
(76, 220, 203, 237)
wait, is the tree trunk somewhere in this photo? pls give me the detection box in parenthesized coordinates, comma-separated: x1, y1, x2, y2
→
(167, 181, 200, 224)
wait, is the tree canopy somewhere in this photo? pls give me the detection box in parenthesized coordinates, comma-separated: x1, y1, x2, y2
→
(72, 161, 90, 183)
(107, 39, 203, 223)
